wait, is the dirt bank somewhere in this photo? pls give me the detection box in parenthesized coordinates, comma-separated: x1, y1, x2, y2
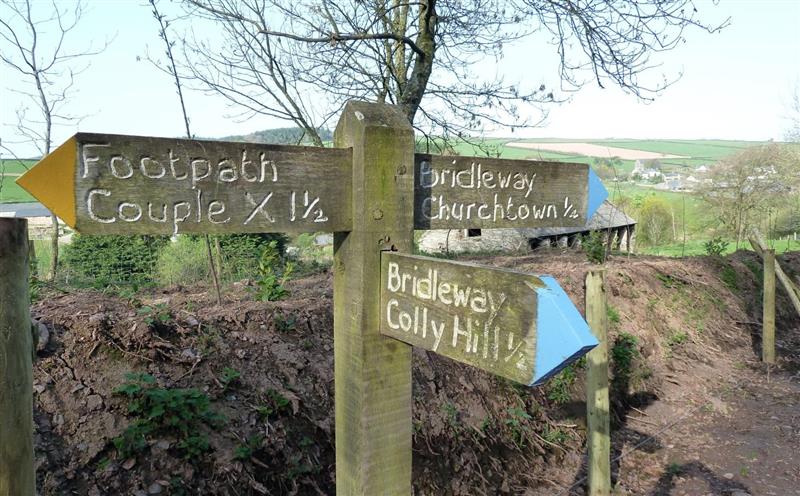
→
(30, 251, 800, 495)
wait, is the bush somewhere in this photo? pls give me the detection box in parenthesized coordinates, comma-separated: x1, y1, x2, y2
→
(113, 373, 224, 460)
(582, 230, 606, 264)
(157, 236, 209, 287)
(611, 332, 639, 381)
(61, 234, 169, 287)
(253, 241, 293, 301)
(703, 236, 730, 257)
(212, 234, 288, 281)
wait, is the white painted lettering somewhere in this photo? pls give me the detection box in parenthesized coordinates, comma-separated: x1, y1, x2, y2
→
(387, 262, 402, 292)
(207, 200, 230, 224)
(218, 158, 238, 182)
(172, 201, 191, 235)
(81, 143, 110, 178)
(86, 189, 115, 223)
(110, 155, 134, 179)
(243, 192, 274, 224)
(190, 158, 210, 188)
(140, 156, 166, 179)
(118, 202, 143, 222)
(169, 150, 188, 179)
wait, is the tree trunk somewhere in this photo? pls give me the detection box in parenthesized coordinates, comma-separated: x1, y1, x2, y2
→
(400, 0, 437, 123)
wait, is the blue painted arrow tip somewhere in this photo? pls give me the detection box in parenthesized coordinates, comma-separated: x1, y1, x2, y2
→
(587, 168, 608, 220)
(532, 277, 598, 386)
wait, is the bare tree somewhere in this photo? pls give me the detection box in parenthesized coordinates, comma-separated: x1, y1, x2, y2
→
(698, 144, 799, 248)
(177, 0, 727, 151)
(786, 83, 800, 143)
(148, 0, 224, 305)
(0, 0, 107, 280)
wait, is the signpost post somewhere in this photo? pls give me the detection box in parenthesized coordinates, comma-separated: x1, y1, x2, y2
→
(17, 100, 608, 495)
(0, 218, 35, 496)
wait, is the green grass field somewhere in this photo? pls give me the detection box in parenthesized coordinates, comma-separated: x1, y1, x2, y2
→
(0, 159, 37, 203)
(446, 137, 773, 176)
(606, 183, 710, 234)
(639, 238, 799, 257)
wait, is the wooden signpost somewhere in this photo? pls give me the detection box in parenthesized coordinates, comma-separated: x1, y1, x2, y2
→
(380, 252, 597, 385)
(414, 154, 606, 229)
(0, 219, 35, 496)
(16, 101, 607, 495)
(16, 134, 353, 234)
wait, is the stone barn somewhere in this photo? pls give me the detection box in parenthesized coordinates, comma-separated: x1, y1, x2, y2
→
(417, 200, 636, 254)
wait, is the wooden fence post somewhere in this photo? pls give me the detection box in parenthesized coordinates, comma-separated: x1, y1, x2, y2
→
(333, 102, 415, 494)
(763, 248, 776, 364)
(586, 269, 610, 496)
(749, 230, 800, 318)
(0, 218, 35, 496)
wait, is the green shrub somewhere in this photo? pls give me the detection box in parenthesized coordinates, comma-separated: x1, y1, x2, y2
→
(582, 230, 606, 264)
(156, 236, 210, 287)
(62, 234, 168, 287)
(113, 373, 224, 460)
(666, 330, 689, 347)
(505, 407, 532, 446)
(607, 306, 621, 325)
(546, 363, 579, 404)
(234, 434, 265, 461)
(253, 241, 293, 301)
(137, 303, 173, 329)
(290, 233, 333, 276)
(703, 237, 730, 257)
(255, 389, 291, 419)
(215, 233, 288, 281)
(611, 332, 640, 382)
(219, 367, 241, 391)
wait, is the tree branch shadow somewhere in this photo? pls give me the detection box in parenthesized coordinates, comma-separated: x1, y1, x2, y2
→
(649, 461, 750, 496)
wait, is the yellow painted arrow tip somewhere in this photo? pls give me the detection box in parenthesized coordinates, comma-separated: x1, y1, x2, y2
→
(16, 136, 77, 228)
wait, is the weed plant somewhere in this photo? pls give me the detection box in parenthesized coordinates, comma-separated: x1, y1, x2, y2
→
(137, 303, 173, 329)
(704, 237, 730, 257)
(582, 230, 606, 264)
(253, 240, 293, 301)
(505, 406, 532, 446)
(112, 373, 224, 460)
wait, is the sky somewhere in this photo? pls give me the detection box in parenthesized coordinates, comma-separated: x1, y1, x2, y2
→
(1, 0, 799, 158)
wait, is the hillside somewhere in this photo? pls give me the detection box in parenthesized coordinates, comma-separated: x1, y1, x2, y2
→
(29, 251, 800, 495)
(221, 127, 334, 145)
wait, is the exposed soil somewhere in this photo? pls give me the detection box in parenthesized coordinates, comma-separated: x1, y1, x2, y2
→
(29, 250, 800, 495)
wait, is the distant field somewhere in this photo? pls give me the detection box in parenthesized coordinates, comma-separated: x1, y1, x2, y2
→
(1, 158, 34, 175)
(0, 159, 36, 203)
(506, 142, 686, 160)
(587, 139, 765, 162)
(450, 138, 772, 175)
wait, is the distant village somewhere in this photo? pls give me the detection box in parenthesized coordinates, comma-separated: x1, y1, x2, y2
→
(627, 159, 711, 191)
